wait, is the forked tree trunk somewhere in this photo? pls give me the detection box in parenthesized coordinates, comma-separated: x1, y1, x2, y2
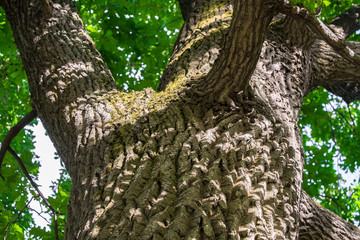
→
(1, 0, 360, 239)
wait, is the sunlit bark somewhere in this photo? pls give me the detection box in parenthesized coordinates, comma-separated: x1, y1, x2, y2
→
(1, 0, 360, 239)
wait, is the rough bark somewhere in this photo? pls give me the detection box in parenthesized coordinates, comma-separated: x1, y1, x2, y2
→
(322, 6, 360, 103)
(299, 190, 360, 240)
(1, 0, 360, 239)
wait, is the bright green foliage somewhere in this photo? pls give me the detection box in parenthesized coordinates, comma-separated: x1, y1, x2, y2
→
(0, 7, 39, 239)
(28, 169, 71, 239)
(290, 0, 330, 13)
(301, 87, 360, 225)
(74, 0, 183, 91)
(0, 0, 359, 239)
(290, 0, 360, 17)
(318, 0, 360, 23)
(294, 0, 360, 225)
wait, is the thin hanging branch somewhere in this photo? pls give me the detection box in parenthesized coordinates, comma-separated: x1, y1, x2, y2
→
(7, 147, 62, 240)
(1, 196, 35, 239)
(0, 109, 37, 180)
(28, 206, 52, 224)
(318, 193, 346, 212)
(346, 104, 356, 127)
(54, 212, 59, 240)
(325, 107, 342, 187)
(328, 102, 356, 132)
(0, 109, 62, 239)
(326, 111, 339, 145)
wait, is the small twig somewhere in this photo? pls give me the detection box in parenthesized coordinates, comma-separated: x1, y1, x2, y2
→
(346, 104, 355, 127)
(325, 105, 343, 187)
(0, 109, 37, 180)
(314, 0, 323, 16)
(28, 206, 51, 224)
(54, 212, 59, 240)
(326, 109, 339, 147)
(318, 193, 346, 212)
(328, 102, 355, 132)
(336, 154, 342, 187)
(7, 147, 61, 240)
(278, 1, 360, 67)
(2, 196, 35, 239)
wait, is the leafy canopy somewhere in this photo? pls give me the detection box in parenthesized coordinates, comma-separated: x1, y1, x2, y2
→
(0, 0, 359, 238)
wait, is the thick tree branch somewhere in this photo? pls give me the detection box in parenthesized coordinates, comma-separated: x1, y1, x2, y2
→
(0, 109, 37, 180)
(276, 3, 360, 102)
(313, 41, 360, 103)
(177, 0, 203, 22)
(324, 82, 360, 104)
(330, 5, 360, 39)
(300, 190, 360, 240)
(1, 0, 119, 176)
(320, 5, 360, 103)
(278, 2, 360, 67)
(191, 0, 275, 101)
(158, 0, 232, 92)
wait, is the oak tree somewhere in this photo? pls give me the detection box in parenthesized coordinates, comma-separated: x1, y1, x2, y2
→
(1, 0, 360, 239)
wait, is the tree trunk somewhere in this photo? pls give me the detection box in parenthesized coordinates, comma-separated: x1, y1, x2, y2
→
(1, 0, 360, 239)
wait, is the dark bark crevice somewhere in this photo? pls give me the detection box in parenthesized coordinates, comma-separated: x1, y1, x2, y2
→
(178, 0, 204, 22)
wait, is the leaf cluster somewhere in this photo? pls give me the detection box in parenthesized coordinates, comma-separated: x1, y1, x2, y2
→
(0, 7, 40, 239)
(290, 0, 360, 226)
(300, 87, 360, 225)
(74, 0, 183, 91)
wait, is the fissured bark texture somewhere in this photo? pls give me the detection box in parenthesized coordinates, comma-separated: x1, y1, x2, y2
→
(1, 0, 360, 239)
